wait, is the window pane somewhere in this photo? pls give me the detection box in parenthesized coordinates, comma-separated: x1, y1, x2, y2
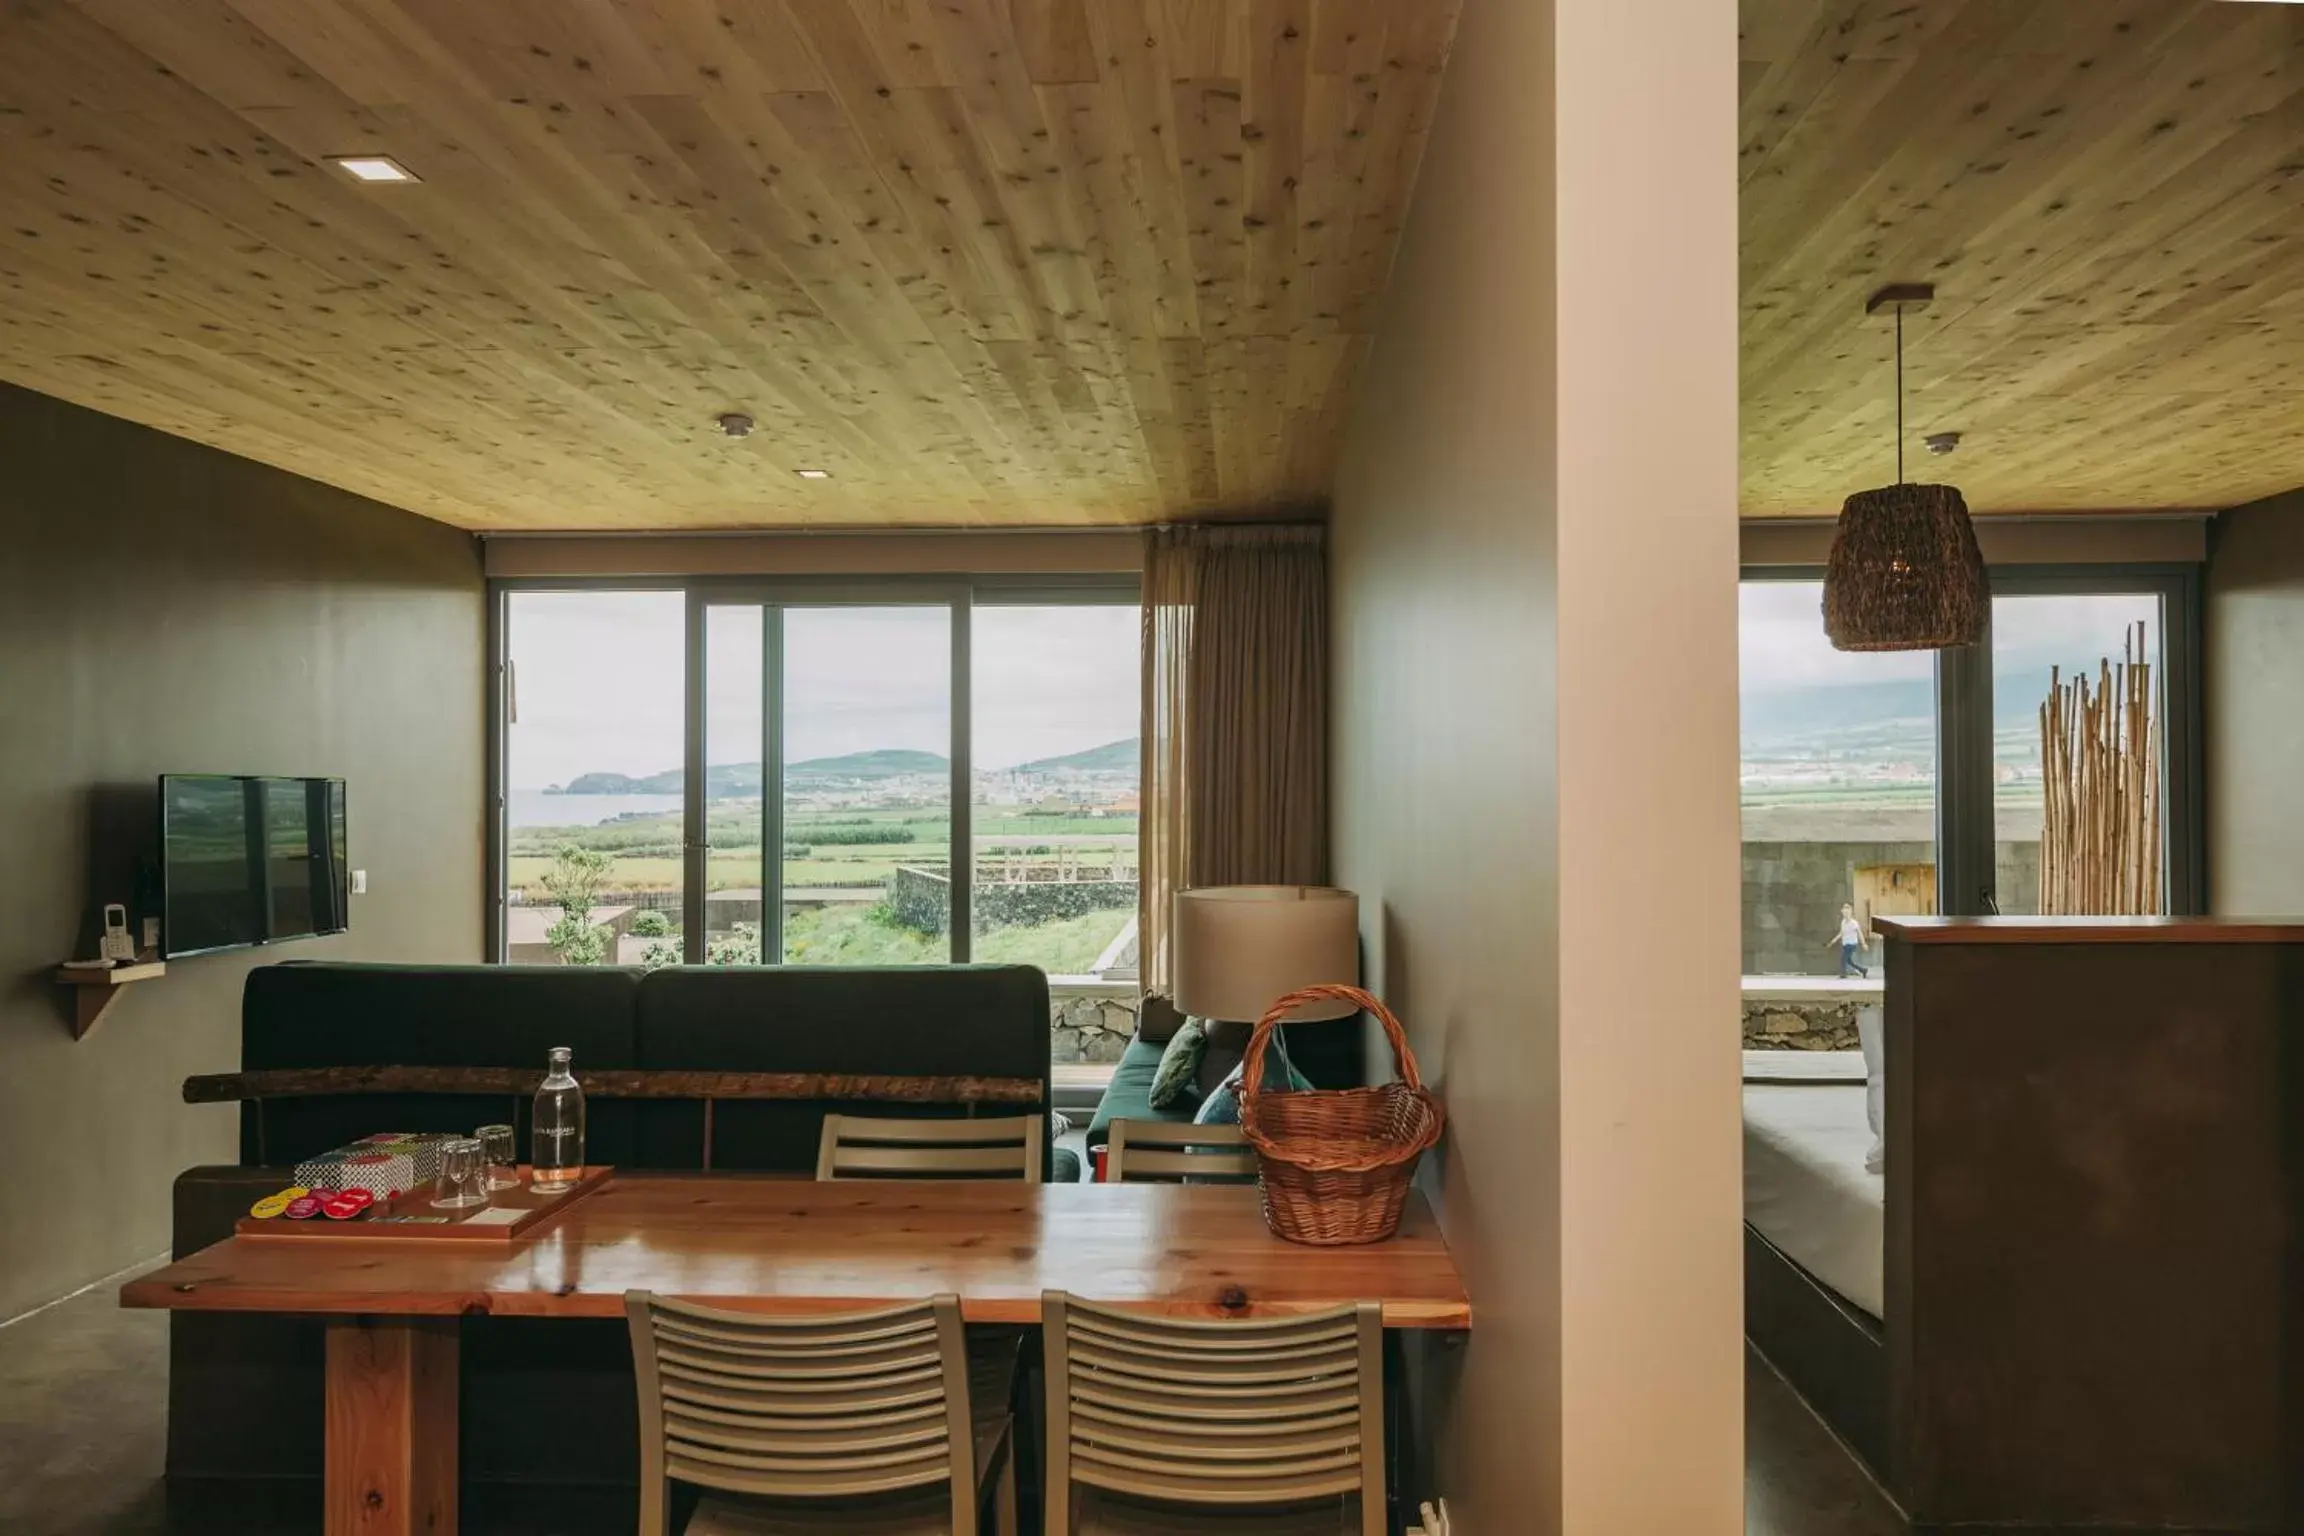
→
(781, 607, 952, 964)
(1991, 592, 2165, 916)
(504, 591, 685, 966)
(970, 606, 1140, 980)
(702, 606, 764, 964)
(1740, 581, 1937, 977)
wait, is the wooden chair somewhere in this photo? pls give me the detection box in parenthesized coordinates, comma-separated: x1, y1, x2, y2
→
(624, 1290, 1018, 1536)
(813, 1113, 1048, 1526)
(1042, 1291, 1386, 1536)
(1103, 1119, 1258, 1183)
(816, 1113, 1044, 1182)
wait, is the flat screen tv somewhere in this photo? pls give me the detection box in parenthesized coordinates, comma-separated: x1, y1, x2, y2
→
(160, 775, 348, 958)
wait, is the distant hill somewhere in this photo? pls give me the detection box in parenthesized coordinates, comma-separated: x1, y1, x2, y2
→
(1010, 738, 1138, 774)
(790, 749, 948, 782)
(552, 751, 946, 795)
(1742, 649, 2138, 757)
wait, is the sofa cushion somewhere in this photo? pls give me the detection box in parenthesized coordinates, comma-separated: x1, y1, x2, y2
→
(1146, 1016, 1209, 1110)
(1199, 1016, 1364, 1097)
(239, 962, 643, 1167)
(1084, 1036, 1178, 1150)
(1090, 1018, 1370, 1150)
(1134, 993, 1187, 1045)
(1194, 1051, 1316, 1127)
(633, 965, 1051, 1175)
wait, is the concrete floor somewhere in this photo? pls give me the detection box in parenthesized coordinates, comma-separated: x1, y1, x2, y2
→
(0, 1269, 1904, 1535)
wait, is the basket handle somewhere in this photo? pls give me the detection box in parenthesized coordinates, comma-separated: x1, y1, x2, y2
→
(1240, 984, 1421, 1098)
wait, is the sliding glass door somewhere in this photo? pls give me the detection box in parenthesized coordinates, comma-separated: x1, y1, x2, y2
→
(498, 590, 687, 967)
(1739, 579, 1938, 976)
(970, 604, 1141, 975)
(1735, 564, 2199, 976)
(1988, 573, 2194, 916)
(698, 605, 766, 963)
(491, 578, 1140, 973)
(779, 606, 955, 964)
(688, 592, 962, 967)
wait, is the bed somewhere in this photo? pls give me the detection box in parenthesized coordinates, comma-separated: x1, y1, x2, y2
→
(1742, 1077, 1881, 1320)
(1741, 1052, 1890, 1478)
(1740, 921, 2300, 1535)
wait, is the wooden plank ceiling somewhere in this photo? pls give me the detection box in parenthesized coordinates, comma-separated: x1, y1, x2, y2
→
(0, 0, 1458, 530)
(1742, 0, 2304, 517)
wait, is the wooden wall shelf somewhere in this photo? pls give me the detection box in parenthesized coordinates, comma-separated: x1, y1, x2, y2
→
(54, 960, 165, 1040)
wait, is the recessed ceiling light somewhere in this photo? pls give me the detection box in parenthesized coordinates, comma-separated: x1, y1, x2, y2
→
(796, 469, 832, 480)
(328, 155, 420, 184)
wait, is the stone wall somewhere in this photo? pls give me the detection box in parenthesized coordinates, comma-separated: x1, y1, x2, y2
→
(1743, 838, 2043, 974)
(1050, 988, 1138, 1064)
(1740, 999, 1861, 1050)
(886, 865, 1136, 936)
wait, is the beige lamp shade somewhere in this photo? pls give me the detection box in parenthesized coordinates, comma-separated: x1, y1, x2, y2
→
(1172, 886, 1360, 1023)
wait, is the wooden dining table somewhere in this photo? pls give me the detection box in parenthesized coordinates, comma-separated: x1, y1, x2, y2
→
(123, 1175, 1470, 1535)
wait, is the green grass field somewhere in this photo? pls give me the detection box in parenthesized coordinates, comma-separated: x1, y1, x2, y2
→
(510, 804, 1136, 900)
(767, 904, 1129, 970)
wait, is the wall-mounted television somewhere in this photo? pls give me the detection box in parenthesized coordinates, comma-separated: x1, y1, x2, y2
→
(160, 775, 348, 958)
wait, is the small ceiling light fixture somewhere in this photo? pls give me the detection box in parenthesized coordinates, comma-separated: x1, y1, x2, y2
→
(1924, 431, 1962, 456)
(715, 412, 755, 438)
(795, 468, 832, 480)
(327, 155, 421, 184)
(1822, 283, 1987, 653)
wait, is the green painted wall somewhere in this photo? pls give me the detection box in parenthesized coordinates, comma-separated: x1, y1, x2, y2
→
(0, 384, 484, 1319)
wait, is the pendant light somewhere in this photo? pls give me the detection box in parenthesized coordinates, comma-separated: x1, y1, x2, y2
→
(1822, 283, 1986, 651)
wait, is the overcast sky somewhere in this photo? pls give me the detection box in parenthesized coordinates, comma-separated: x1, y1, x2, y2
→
(1739, 581, 2160, 696)
(506, 586, 2158, 789)
(506, 593, 1136, 789)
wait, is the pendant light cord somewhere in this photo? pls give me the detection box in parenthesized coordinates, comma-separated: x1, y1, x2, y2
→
(1895, 305, 1906, 485)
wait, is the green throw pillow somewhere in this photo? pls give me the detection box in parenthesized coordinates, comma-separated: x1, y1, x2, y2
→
(1147, 1016, 1209, 1110)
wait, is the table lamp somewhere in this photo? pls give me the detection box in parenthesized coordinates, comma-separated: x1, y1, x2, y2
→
(1173, 885, 1360, 1025)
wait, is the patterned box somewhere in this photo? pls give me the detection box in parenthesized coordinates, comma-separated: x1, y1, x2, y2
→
(294, 1132, 454, 1198)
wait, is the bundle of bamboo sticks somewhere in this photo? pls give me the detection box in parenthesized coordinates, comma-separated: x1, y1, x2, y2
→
(2038, 621, 2162, 915)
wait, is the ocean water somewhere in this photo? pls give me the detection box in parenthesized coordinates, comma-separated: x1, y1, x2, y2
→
(508, 790, 684, 830)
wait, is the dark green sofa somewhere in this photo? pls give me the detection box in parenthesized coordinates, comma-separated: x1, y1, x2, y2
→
(1082, 995, 1368, 1166)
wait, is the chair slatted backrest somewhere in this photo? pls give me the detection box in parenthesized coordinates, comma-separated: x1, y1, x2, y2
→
(625, 1291, 979, 1536)
(1103, 1119, 1258, 1183)
(816, 1113, 1043, 1182)
(1043, 1291, 1385, 1536)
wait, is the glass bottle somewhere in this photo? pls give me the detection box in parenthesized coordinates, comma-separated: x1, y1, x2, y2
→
(531, 1046, 586, 1192)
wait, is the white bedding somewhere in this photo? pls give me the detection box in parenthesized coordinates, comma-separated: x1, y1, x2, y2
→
(1743, 1081, 1884, 1320)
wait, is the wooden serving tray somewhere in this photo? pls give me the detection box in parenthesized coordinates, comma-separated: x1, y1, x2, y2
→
(236, 1165, 613, 1244)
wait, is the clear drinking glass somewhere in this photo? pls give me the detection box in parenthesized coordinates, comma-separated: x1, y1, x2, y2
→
(531, 1046, 587, 1193)
(476, 1123, 518, 1191)
(430, 1138, 489, 1209)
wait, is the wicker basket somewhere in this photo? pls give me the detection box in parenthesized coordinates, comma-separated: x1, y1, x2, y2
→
(1238, 984, 1445, 1245)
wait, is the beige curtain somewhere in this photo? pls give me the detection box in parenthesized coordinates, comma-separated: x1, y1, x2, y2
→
(1139, 524, 1329, 996)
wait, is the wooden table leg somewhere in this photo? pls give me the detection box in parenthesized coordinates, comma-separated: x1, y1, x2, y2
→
(325, 1317, 459, 1535)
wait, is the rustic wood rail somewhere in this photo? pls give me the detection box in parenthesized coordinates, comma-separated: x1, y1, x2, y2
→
(183, 1066, 1046, 1106)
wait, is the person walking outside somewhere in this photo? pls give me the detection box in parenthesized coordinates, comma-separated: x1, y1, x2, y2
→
(1830, 903, 1869, 978)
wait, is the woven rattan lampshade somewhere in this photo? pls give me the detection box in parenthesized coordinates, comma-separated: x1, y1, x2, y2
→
(1822, 481, 1987, 650)
(1822, 282, 1987, 652)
